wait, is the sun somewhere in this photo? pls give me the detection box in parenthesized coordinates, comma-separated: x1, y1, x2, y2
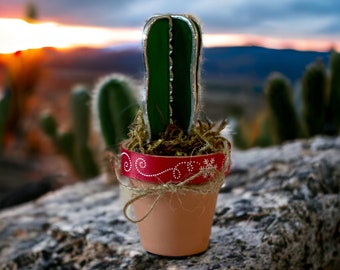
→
(0, 18, 338, 54)
(0, 18, 141, 54)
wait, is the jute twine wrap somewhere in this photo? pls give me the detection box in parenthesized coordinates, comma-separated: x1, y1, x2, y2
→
(109, 146, 231, 223)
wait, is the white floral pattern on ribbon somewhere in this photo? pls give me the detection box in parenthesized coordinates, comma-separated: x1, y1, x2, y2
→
(200, 158, 217, 179)
(122, 152, 201, 180)
(121, 152, 132, 172)
(136, 158, 201, 180)
(120, 149, 226, 184)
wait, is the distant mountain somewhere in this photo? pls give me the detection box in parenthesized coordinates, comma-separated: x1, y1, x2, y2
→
(202, 46, 330, 85)
(42, 46, 143, 77)
(41, 45, 331, 91)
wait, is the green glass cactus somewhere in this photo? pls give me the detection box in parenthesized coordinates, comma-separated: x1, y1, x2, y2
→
(126, 15, 229, 156)
(92, 74, 138, 152)
(40, 85, 99, 180)
(143, 14, 202, 139)
(301, 59, 327, 136)
(265, 72, 301, 144)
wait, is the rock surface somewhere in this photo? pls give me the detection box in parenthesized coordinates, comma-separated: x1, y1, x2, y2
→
(0, 136, 339, 269)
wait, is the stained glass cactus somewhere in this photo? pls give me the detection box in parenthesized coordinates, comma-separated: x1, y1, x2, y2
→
(142, 14, 202, 139)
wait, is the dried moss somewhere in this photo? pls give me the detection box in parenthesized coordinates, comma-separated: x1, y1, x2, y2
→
(126, 109, 229, 156)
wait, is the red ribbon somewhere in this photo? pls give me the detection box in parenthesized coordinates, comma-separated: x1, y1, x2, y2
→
(120, 146, 230, 185)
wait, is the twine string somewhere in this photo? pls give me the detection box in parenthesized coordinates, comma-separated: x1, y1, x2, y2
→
(109, 148, 231, 223)
(123, 193, 163, 223)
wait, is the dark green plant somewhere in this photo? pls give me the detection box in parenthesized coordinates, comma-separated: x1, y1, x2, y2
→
(325, 51, 340, 135)
(25, 1, 38, 22)
(70, 86, 99, 178)
(301, 59, 327, 136)
(232, 118, 249, 150)
(92, 74, 138, 153)
(143, 14, 201, 139)
(233, 110, 272, 149)
(4, 50, 41, 137)
(40, 111, 78, 173)
(251, 110, 273, 147)
(40, 85, 99, 180)
(265, 72, 301, 144)
(0, 86, 10, 153)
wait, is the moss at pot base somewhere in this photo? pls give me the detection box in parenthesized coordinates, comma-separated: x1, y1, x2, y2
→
(127, 110, 229, 156)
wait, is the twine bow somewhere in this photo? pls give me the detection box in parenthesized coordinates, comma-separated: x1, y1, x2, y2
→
(108, 148, 231, 223)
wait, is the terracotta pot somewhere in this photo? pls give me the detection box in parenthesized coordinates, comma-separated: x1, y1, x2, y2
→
(130, 179, 218, 256)
(120, 146, 230, 257)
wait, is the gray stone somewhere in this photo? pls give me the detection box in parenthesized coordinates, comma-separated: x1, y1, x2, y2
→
(0, 136, 339, 269)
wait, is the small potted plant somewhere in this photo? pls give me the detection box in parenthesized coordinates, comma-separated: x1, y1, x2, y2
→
(119, 14, 231, 257)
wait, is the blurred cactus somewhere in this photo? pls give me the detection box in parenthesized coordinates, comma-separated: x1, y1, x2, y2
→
(143, 14, 201, 139)
(0, 49, 44, 158)
(265, 72, 301, 144)
(325, 51, 340, 135)
(232, 118, 249, 150)
(4, 50, 41, 137)
(40, 85, 99, 180)
(239, 55, 339, 150)
(0, 86, 11, 152)
(251, 110, 272, 147)
(40, 111, 57, 138)
(301, 59, 327, 136)
(24, 1, 38, 23)
(71, 86, 91, 147)
(233, 110, 272, 149)
(92, 74, 138, 153)
(40, 112, 78, 173)
(70, 85, 99, 178)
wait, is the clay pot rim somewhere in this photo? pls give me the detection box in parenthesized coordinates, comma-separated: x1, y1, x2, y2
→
(121, 144, 227, 158)
(120, 144, 230, 185)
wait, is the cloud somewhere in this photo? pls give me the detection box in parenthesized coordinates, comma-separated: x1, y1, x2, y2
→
(1, 0, 340, 41)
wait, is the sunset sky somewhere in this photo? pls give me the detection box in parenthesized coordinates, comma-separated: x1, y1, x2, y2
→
(0, 0, 340, 53)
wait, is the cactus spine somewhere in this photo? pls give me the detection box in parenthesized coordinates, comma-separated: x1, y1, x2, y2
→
(92, 74, 138, 153)
(265, 72, 301, 144)
(40, 85, 99, 179)
(301, 59, 327, 136)
(143, 15, 201, 138)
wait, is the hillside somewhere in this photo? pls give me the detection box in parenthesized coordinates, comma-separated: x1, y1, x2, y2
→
(203, 46, 329, 85)
(36, 45, 330, 90)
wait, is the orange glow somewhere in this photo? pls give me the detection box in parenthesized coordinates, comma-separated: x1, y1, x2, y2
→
(0, 18, 141, 53)
(1, 18, 339, 54)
